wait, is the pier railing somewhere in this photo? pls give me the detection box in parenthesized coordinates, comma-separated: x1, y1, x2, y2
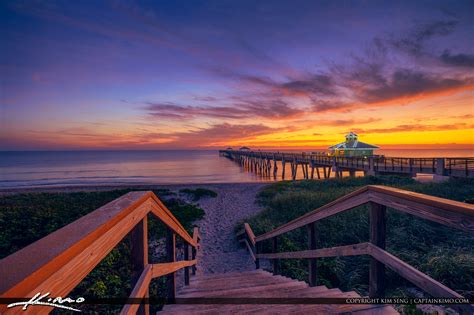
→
(220, 150, 474, 178)
(237, 185, 474, 313)
(0, 191, 200, 315)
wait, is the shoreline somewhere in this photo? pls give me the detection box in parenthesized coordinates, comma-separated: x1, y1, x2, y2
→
(0, 173, 450, 195)
(0, 181, 271, 195)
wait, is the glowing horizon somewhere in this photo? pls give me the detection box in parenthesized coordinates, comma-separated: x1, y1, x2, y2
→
(1, 1, 473, 151)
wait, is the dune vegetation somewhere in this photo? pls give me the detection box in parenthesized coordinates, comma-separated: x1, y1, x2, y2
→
(179, 188, 218, 201)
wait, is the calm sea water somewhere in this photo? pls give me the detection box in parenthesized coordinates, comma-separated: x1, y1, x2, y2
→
(0, 149, 472, 188)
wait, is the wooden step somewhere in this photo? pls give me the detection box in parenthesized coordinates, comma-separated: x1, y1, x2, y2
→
(348, 305, 400, 314)
(190, 270, 266, 282)
(188, 271, 278, 287)
(222, 288, 359, 314)
(161, 270, 400, 314)
(179, 280, 307, 298)
(181, 275, 293, 294)
(163, 285, 330, 313)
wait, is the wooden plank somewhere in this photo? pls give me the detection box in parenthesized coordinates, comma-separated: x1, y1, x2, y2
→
(150, 200, 197, 247)
(166, 229, 176, 301)
(0, 200, 151, 315)
(192, 227, 199, 275)
(0, 191, 150, 299)
(244, 223, 256, 246)
(184, 243, 190, 285)
(151, 260, 197, 279)
(256, 187, 370, 242)
(130, 217, 149, 315)
(307, 223, 317, 287)
(130, 217, 148, 282)
(369, 203, 386, 298)
(193, 227, 200, 243)
(191, 246, 197, 275)
(368, 185, 474, 216)
(367, 187, 474, 233)
(368, 244, 465, 299)
(257, 243, 370, 259)
(243, 239, 256, 262)
(255, 242, 261, 269)
(272, 237, 279, 275)
(120, 264, 152, 315)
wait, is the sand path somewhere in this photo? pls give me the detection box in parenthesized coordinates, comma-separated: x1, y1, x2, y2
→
(188, 183, 267, 274)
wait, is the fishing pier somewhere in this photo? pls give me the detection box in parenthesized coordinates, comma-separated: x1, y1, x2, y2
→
(219, 150, 474, 180)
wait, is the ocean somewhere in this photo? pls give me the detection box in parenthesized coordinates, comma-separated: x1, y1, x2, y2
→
(0, 149, 472, 189)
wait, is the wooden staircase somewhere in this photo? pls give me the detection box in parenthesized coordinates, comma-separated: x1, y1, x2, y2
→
(1, 187, 472, 314)
(161, 270, 399, 314)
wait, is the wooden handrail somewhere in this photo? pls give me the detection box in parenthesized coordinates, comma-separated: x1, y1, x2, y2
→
(0, 191, 200, 314)
(257, 185, 474, 242)
(237, 224, 258, 264)
(193, 227, 200, 245)
(256, 243, 370, 260)
(149, 194, 197, 246)
(368, 185, 474, 216)
(367, 244, 463, 299)
(150, 260, 197, 279)
(256, 186, 370, 242)
(121, 265, 153, 315)
(368, 186, 474, 232)
(239, 185, 474, 312)
(244, 223, 256, 246)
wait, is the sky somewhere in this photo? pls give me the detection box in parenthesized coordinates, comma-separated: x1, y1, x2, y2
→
(1, 0, 473, 150)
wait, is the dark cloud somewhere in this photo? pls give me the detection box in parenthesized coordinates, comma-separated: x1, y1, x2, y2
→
(279, 74, 335, 96)
(355, 69, 466, 103)
(249, 74, 337, 97)
(440, 50, 474, 68)
(171, 123, 280, 146)
(310, 100, 351, 113)
(230, 99, 304, 119)
(145, 102, 248, 119)
(211, 67, 337, 98)
(144, 99, 304, 120)
(388, 18, 474, 69)
(391, 20, 458, 57)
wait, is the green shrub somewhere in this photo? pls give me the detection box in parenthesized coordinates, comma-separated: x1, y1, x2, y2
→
(179, 188, 217, 201)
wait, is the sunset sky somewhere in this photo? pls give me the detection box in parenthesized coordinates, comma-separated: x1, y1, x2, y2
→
(1, 0, 473, 150)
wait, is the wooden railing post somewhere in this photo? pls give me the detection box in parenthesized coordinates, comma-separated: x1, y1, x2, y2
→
(130, 217, 149, 315)
(272, 237, 279, 275)
(435, 158, 445, 176)
(184, 242, 190, 285)
(191, 246, 197, 275)
(369, 202, 386, 298)
(166, 228, 176, 302)
(307, 223, 317, 287)
(255, 241, 260, 269)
